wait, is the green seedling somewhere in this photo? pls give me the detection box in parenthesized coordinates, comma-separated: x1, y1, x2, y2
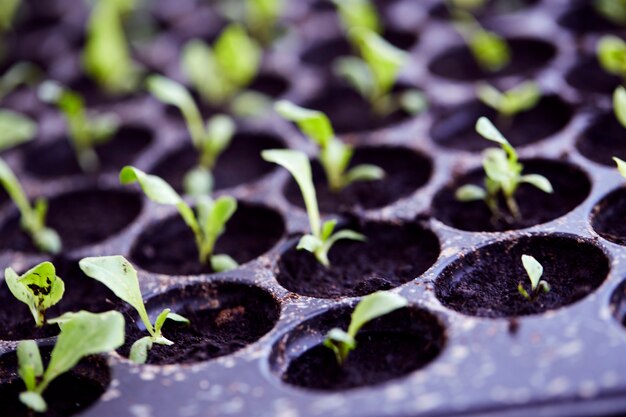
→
(454, 11, 511, 72)
(0, 0, 19, 32)
(0, 61, 41, 100)
(4, 261, 64, 328)
(17, 310, 125, 412)
(595, 0, 626, 26)
(518, 254, 550, 302)
(119, 166, 239, 271)
(181, 24, 260, 107)
(597, 35, 626, 81)
(275, 101, 384, 192)
(0, 158, 61, 254)
(262, 149, 365, 266)
(83, 0, 141, 94)
(220, 0, 283, 45)
(476, 81, 541, 121)
(334, 27, 426, 116)
(146, 75, 236, 196)
(614, 86, 626, 130)
(332, 0, 381, 34)
(324, 291, 407, 364)
(38, 80, 120, 173)
(79, 255, 189, 364)
(455, 117, 553, 223)
(0, 109, 37, 152)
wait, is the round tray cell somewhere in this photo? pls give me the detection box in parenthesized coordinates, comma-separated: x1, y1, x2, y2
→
(0, 348, 111, 417)
(0, 258, 120, 341)
(270, 304, 446, 390)
(565, 56, 622, 95)
(430, 95, 573, 152)
(432, 159, 591, 232)
(131, 202, 284, 275)
(151, 131, 284, 193)
(436, 234, 609, 318)
(24, 125, 153, 179)
(558, 2, 621, 34)
(0, 189, 143, 253)
(118, 282, 280, 365)
(276, 221, 440, 298)
(429, 0, 539, 20)
(591, 187, 626, 246)
(576, 112, 626, 166)
(284, 146, 432, 213)
(428, 38, 556, 82)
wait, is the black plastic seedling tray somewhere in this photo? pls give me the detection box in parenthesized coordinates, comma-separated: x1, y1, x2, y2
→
(1, 0, 626, 416)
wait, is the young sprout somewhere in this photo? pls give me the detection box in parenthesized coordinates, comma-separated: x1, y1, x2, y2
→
(323, 291, 407, 364)
(275, 101, 384, 192)
(476, 81, 541, 121)
(119, 166, 239, 271)
(597, 35, 626, 82)
(146, 75, 235, 196)
(5, 262, 64, 328)
(614, 156, 626, 178)
(38, 80, 120, 173)
(261, 149, 365, 266)
(0, 158, 61, 254)
(79, 255, 189, 364)
(595, 0, 626, 27)
(0, 109, 37, 152)
(614, 86, 626, 129)
(181, 24, 261, 107)
(0, 0, 19, 32)
(332, 0, 381, 34)
(83, 0, 141, 94)
(17, 310, 125, 412)
(0, 61, 41, 101)
(334, 27, 425, 116)
(454, 12, 511, 72)
(455, 117, 553, 223)
(518, 254, 550, 302)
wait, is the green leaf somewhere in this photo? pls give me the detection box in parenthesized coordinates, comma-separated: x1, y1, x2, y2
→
(200, 114, 235, 169)
(597, 36, 626, 78)
(469, 29, 511, 72)
(0, 110, 37, 151)
(210, 254, 239, 272)
(475, 117, 509, 145)
(323, 327, 356, 364)
(214, 24, 260, 91)
(229, 90, 273, 117)
(181, 40, 221, 105)
(334, 56, 375, 99)
(521, 254, 543, 291)
(5, 262, 65, 327)
(477, 82, 540, 117)
(183, 166, 214, 197)
(129, 335, 152, 364)
(262, 149, 321, 238)
(17, 340, 43, 392)
(320, 219, 337, 241)
(615, 156, 626, 179)
(0, 0, 20, 32)
(520, 174, 553, 193)
(344, 164, 385, 186)
(79, 256, 154, 337)
(153, 308, 171, 335)
(19, 392, 47, 413)
(332, 0, 381, 33)
(274, 101, 335, 147)
(595, 0, 626, 26)
(297, 234, 323, 253)
(614, 86, 626, 129)
(455, 184, 487, 201)
(347, 291, 408, 338)
(0, 61, 42, 100)
(119, 166, 183, 205)
(201, 196, 237, 243)
(399, 89, 428, 114)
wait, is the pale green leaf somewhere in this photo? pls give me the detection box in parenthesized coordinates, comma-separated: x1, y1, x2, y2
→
(597, 36, 626, 77)
(455, 184, 487, 201)
(129, 336, 152, 364)
(214, 24, 260, 90)
(476, 117, 509, 145)
(119, 166, 182, 205)
(183, 166, 214, 197)
(520, 174, 553, 193)
(274, 101, 334, 147)
(333, 0, 381, 33)
(17, 340, 43, 391)
(334, 56, 375, 99)
(614, 86, 626, 129)
(210, 254, 239, 272)
(19, 392, 47, 413)
(521, 254, 543, 291)
(344, 164, 385, 186)
(0, 110, 37, 152)
(181, 40, 221, 104)
(347, 291, 407, 338)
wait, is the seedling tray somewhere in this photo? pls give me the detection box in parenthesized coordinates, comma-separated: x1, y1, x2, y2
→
(1, 0, 626, 416)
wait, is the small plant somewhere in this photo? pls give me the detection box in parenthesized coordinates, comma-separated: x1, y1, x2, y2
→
(0, 109, 37, 152)
(4, 261, 64, 328)
(595, 0, 626, 26)
(332, 0, 381, 34)
(83, 0, 141, 94)
(614, 86, 626, 129)
(275, 101, 384, 192)
(262, 149, 365, 266)
(455, 117, 553, 223)
(334, 27, 426, 116)
(454, 12, 511, 72)
(38, 80, 120, 173)
(0, 158, 61, 254)
(146, 75, 236, 196)
(323, 291, 407, 364)
(0, 61, 41, 100)
(119, 166, 239, 271)
(0, 0, 19, 32)
(79, 255, 189, 364)
(17, 310, 125, 412)
(181, 24, 261, 108)
(476, 81, 541, 121)
(597, 35, 626, 82)
(518, 254, 550, 302)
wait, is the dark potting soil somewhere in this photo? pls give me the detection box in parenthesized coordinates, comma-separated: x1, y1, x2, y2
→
(558, 2, 621, 33)
(117, 282, 280, 365)
(576, 111, 626, 166)
(0, 349, 109, 417)
(432, 159, 591, 232)
(151, 132, 283, 193)
(281, 307, 445, 390)
(428, 38, 556, 81)
(435, 235, 609, 318)
(0, 258, 121, 341)
(276, 221, 440, 298)
(429, 0, 540, 20)
(284, 146, 431, 213)
(0, 189, 142, 253)
(24, 125, 153, 179)
(430, 95, 573, 151)
(131, 202, 284, 275)
(565, 56, 623, 95)
(300, 28, 417, 70)
(302, 84, 413, 135)
(248, 73, 290, 98)
(591, 187, 626, 245)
